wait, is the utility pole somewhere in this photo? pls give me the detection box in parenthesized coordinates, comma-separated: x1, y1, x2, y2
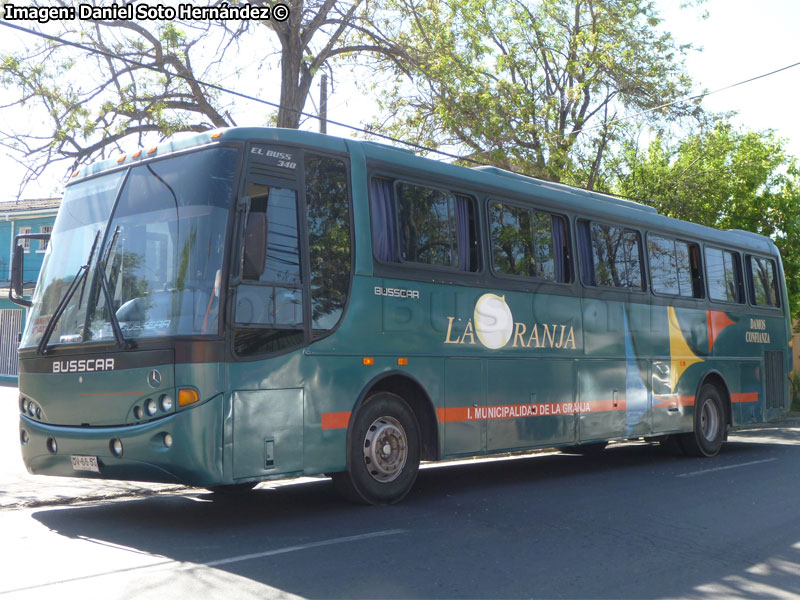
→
(319, 73, 328, 134)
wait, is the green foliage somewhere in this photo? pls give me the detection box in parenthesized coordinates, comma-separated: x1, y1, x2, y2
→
(0, 20, 231, 192)
(610, 122, 800, 322)
(362, 0, 698, 185)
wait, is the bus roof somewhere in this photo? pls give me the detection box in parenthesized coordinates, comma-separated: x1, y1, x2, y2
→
(70, 126, 778, 257)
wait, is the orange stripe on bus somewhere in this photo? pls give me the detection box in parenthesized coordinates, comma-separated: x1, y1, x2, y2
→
(731, 392, 759, 403)
(437, 401, 619, 423)
(321, 411, 351, 430)
(652, 395, 696, 409)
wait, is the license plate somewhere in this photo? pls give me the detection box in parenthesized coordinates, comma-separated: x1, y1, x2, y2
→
(71, 455, 100, 473)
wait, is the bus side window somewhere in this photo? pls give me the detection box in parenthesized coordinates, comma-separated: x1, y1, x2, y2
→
(489, 201, 569, 283)
(648, 234, 702, 298)
(305, 154, 352, 336)
(233, 180, 305, 356)
(369, 177, 478, 272)
(747, 255, 780, 307)
(578, 219, 643, 290)
(705, 247, 743, 303)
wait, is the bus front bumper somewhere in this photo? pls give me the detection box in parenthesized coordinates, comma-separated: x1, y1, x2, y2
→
(18, 394, 224, 487)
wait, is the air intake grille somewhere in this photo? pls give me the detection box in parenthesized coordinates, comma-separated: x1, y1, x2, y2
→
(764, 351, 785, 409)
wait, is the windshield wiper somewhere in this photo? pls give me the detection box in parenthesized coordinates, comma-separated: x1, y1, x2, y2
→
(36, 231, 101, 355)
(96, 226, 133, 350)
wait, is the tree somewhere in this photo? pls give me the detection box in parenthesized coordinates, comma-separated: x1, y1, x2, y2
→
(220, 0, 402, 129)
(0, 0, 390, 195)
(1, 18, 229, 195)
(358, 0, 699, 187)
(611, 122, 800, 322)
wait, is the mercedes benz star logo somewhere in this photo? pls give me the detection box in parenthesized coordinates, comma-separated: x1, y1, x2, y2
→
(147, 369, 162, 388)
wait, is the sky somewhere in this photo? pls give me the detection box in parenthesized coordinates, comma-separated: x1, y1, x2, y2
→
(0, 0, 799, 202)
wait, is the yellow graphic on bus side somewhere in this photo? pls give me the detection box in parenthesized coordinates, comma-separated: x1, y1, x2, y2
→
(668, 306, 703, 393)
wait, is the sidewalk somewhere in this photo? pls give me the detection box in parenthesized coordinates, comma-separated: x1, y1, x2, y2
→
(0, 384, 184, 510)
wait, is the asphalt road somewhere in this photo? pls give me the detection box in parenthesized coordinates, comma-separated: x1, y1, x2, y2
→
(2, 425, 800, 599)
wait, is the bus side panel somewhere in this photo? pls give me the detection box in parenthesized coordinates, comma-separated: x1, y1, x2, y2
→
(444, 358, 484, 456)
(485, 358, 576, 451)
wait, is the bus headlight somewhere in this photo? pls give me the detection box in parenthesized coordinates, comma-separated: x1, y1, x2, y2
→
(159, 394, 173, 412)
(145, 398, 158, 417)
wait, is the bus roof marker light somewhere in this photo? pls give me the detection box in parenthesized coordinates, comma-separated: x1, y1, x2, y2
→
(71, 170, 80, 178)
(363, 357, 375, 366)
(178, 388, 199, 407)
(147, 146, 158, 154)
(117, 155, 126, 163)
(210, 131, 223, 139)
(132, 150, 142, 159)
(397, 358, 408, 366)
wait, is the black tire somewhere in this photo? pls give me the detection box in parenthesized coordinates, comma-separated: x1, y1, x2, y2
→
(331, 392, 420, 505)
(207, 482, 258, 495)
(679, 383, 726, 457)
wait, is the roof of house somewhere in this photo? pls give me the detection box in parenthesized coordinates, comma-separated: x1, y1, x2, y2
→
(0, 198, 61, 214)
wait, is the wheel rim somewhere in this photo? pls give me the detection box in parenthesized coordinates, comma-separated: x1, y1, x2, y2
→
(362, 416, 407, 483)
(700, 398, 720, 442)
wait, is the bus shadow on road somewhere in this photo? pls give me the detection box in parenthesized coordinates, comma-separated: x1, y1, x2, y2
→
(28, 437, 797, 598)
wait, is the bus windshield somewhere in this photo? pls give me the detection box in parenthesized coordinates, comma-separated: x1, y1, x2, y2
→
(21, 146, 239, 349)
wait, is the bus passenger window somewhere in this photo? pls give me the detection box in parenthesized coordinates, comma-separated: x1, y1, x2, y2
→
(369, 177, 477, 271)
(648, 235, 701, 298)
(705, 247, 742, 303)
(396, 183, 457, 267)
(579, 220, 643, 290)
(489, 201, 568, 282)
(748, 256, 780, 307)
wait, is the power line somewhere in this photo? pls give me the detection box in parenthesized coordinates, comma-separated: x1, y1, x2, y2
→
(545, 59, 800, 143)
(1, 19, 797, 189)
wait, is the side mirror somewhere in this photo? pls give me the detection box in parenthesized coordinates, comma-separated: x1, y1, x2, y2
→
(242, 211, 267, 280)
(10, 243, 29, 306)
(8, 232, 48, 307)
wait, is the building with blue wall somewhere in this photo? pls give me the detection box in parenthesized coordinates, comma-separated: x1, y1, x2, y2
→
(0, 198, 60, 378)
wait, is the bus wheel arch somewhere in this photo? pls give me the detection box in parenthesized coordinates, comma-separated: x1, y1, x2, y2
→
(698, 371, 732, 434)
(679, 372, 730, 457)
(331, 373, 438, 504)
(359, 372, 440, 462)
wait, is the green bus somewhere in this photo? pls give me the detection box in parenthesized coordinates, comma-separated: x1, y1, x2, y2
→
(13, 127, 791, 504)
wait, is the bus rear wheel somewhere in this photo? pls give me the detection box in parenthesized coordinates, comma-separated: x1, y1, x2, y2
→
(679, 383, 726, 457)
(331, 392, 420, 505)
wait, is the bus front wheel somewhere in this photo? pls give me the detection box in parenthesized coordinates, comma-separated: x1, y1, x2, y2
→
(332, 392, 420, 505)
(680, 383, 726, 457)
